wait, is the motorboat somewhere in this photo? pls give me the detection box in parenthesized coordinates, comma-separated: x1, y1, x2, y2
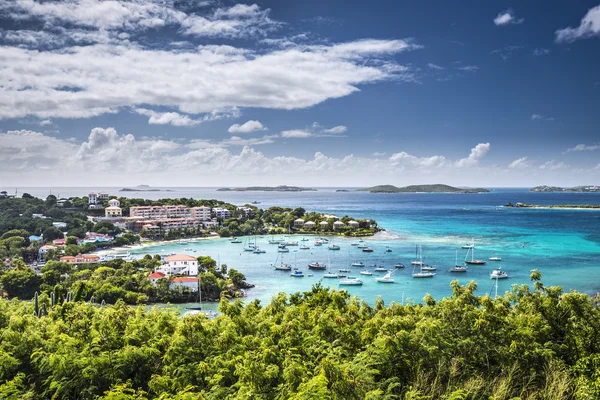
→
(351, 261, 365, 267)
(376, 271, 395, 283)
(374, 266, 387, 272)
(394, 263, 405, 269)
(385, 248, 392, 253)
(278, 247, 290, 253)
(300, 244, 310, 250)
(351, 242, 359, 246)
(362, 247, 374, 252)
(319, 237, 329, 243)
(284, 241, 299, 246)
(290, 269, 304, 277)
(421, 265, 436, 272)
(357, 244, 368, 249)
(323, 271, 338, 278)
(462, 240, 474, 249)
(308, 262, 327, 270)
(338, 268, 351, 273)
(301, 237, 309, 242)
(314, 241, 323, 246)
(360, 270, 373, 276)
(339, 278, 363, 286)
(253, 248, 266, 254)
(268, 239, 283, 244)
(184, 248, 193, 251)
(231, 239, 242, 244)
(490, 267, 509, 279)
(328, 244, 340, 250)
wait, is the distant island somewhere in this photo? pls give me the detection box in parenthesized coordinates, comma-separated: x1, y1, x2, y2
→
(530, 185, 600, 193)
(335, 189, 350, 192)
(217, 185, 317, 192)
(120, 185, 173, 192)
(359, 184, 489, 193)
(505, 202, 600, 210)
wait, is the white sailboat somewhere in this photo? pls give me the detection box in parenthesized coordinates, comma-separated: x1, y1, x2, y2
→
(273, 253, 291, 271)
(489, 250, 502, 261)
(450, 249, 468, 272)
(412, 248, 436, 278)
(376, 271, 395, 283)
(411, 245, 424, 266)
(490, 266, 509, 279)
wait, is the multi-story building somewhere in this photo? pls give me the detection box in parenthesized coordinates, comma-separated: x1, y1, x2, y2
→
(135, 218, 204, 233)
(97, 192, 109, 202)
(190, 206, 211, 220)
(88, 192, 97, 205)
(105, 199, 122, 217)
(156, 254, 198, 276)
(237, 206, 256, 218)
(171, 277, 199, 292)
(130, 205, 190, 219)
(212, 207, 231, 219)
(60, 254, 100, 264)
(38, 245, 57, 263)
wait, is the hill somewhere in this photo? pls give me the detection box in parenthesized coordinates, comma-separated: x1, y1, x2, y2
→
(360, 184, 489, 193)
(217, 185, 317, 192)
(530, 185, 600, 192)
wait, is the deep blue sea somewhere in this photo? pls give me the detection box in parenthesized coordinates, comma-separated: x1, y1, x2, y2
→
(16, 187, 600, 308)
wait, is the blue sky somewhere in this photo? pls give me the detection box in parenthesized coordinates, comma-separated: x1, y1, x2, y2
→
(0, 0, 599, 187)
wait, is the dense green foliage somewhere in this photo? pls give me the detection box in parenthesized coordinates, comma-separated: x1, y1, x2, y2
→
(361, 184, 489, 193)
(0, 274, 599, 399)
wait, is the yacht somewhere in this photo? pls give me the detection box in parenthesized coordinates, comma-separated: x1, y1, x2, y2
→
(319, 237, 329, 243)
(376, 271, 395, 283)
(338, 268, 351, 273)
(278, 246, 290, 253)
(253, 247, 266, 254)
(314, 241, 323, 246)
(465, 245, 486, 265)
(184, 248, 193, 251)
(362, 247, 374, 252)
(323, 271, 338, 278)
(412, 249, 436, 278)
(300, 244, 310, 250)
(357, 243, 368, 249)
(351, 241, 359, 246)
(360, 270, 373, 276)
(385, 247, 392, 253)
(328, 244, 341, 250)
(231, 239, 242, 244)
(301, 237, 309, 242)
(450, 250, 468, 272)
(284, 241, 299, 246)
(461, 240, 475, 249)
(394, 263, 405, 269)
(290, 269, 304, 277)
(374, 266, 387, 272)
(489, 250, 502, 262)
(421, 265, 437, 272)
(351, 261, 365, 267)
(273, 255, 291, 271)
(339, 277, 363, 286)
(490, 267, 509, 279)
(268, 238, 283, 244)
(308, 262, 327, 270)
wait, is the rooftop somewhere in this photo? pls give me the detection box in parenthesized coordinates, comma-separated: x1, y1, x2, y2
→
(172, 277, 198, 283)
(165, 254, 197, 262)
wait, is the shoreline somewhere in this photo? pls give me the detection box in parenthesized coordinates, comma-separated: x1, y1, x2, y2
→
(503, 205, 600, 211)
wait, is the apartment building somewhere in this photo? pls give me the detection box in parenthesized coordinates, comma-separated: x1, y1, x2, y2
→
(130, 205, 190, 219)
(190, 206, 211, 220)
(212, 207, 231, 219)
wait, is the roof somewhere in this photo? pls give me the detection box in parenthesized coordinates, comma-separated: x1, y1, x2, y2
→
(304, 221, 316, 225)
(172, 277, 198, 283)
(294, 218, 305, 222)
(165, 254, 197, 262)
(334, 221, 345, 225)
(148, 272, 166, 279)
(348, 220, 359, 224)
(40, 245, 57, 250)
(319, 221, 329, 225)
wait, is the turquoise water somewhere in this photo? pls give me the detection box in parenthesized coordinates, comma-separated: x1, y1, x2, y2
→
(64, 186, 600, 306)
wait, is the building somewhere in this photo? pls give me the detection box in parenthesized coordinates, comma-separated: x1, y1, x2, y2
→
(38, 245, 57, 262)
(81, 233, 114, 244)
(130, 205, 191, 219)
(212, 207, 231, 219)
(148, 271, 166, 284)
(157, 254, 198, 276)
(97, 192, 109, 202)
(319, 221, 329, 230)
(237, 206, 256, 218)
(348, 221, 360, 229)
(60, 254, 100, 264)
(52, 222, 67, 229)
(88, 192, 97, 205)
(190, 206, 211, 220)
(304, 221, 316, 229)
(135, 218, 204, 233)
(333, 221, 345, 231)
(170, 277, 199, 292)
(32, 213, 47, 219)
(105, 199, 122, 217)
(53, 238, 66, 247)
(294, 218, 305, 228)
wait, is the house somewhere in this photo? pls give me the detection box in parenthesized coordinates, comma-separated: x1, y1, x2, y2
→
(60, 254, 100, 264)
(52, 222, 67, 229)
(333, 221, 345, 231)
(88, 192, 97, 205)
(38, 245, 57, 262)
(348, 221, 360, 229)
(32, 213, 46, 219)
(97, 192, 109, 202)
(293, 218, 305, 228)
(319, 221, 329, 230)
(170, 277, 199, 292)
(304, 221, 316, 229)
(56, 200, 67, 207)
(148, 271, 166, 284)
(157, 254, 198, 276)
(237, 206, 256, 218)
(53, 238, 66, 247)
(105, 199, 122, 217)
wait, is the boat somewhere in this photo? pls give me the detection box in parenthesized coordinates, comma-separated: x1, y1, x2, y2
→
(268, 238, 283, 244)
(323, 271, 338, 278)
(461, 239, 474, 249)
(351, 261, 365, 267)
(490, 267, 509, 279)
(449, 249, 468, 272)
(301, 237, 309, 242)
(385, 247, 392, 253)
(421, 265, 436, 272)
(184, 248, 192, 251)
(351, 242, 359, 246)
(412, 249, 436, 278)
(357, 243, 368, 249)
(360, 270, 373, 276)
(308, 262, 327, 270)
(339, 277, 363, 286)
(314, 241, 323, 246)
(284, 241, 298, 246)
(300, 244, 310, 250)
(411, 245, 423, 265)
(319, 237, 329, 243)
(465, 244, 486, 265)
(338, 268, 351, 273)
(376, 271, 395, 283)
(278, 246, 290, 253)
(394, 263, 405, 269)
(337, 274, 347, 278)
(374, 266, 387, 272)
(328, 244, 340, 250)
(231, 239, 242, 244)
(253, 247, 266, 254)
(489, 250, 502, 261)
(362, 247, 374, 252)
(290, 269, 304, 277)
(243, 238, 256, 251)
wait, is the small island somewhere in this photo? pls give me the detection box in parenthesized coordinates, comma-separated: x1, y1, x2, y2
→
(359, 184, 489, 194)
(530, 185, 600, 193)
(120, 185, 173, 192)
(505, 202, 600, 210)
(217, 185, 317, 192)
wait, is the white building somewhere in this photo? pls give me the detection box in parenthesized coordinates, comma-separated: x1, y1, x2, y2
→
(190, 206, 211, 220)
(304, 221, 316, 229)
(212, 207, 231, 219)
(157, 254, 198, 276)
(319, 221, 329, 230)
(130, 205, 190, 219)
(105, 199, 122, 217)
(98, 192, 109, 202)
(52, 222, 67, 229)
(348, 221, 360, 229)
(294, 218, 305, 228)
(88, 192, 97, 205)
(333, 221, 345, 231)
(237, 206, 256, 218)
(148, 271, 166, 284)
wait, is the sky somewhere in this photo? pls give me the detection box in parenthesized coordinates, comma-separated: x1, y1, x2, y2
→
(0, 0, 599, 188)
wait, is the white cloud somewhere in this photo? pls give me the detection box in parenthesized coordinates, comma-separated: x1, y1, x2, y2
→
(322, 125, 347, 134)
(0, 38, 417, 120)
(532, 48, 550, 56)
(427, 63, 444, 70)
(457, 65, 478, 72)
(281, 129, 313, 139)
(491, 45, 523, 60)
(556, 5, 600, 43)
(373, 152, 387, 157)
(531, 114, 554, 121)
(567, 144, 600, 152)
(508, 157, 531, 169)
(220, 135, 277, 146)
(280, 123, 348, 139)
(494, 9, 524, 26)
(228, 120, 266, 133)
(456, 143, 490, 167)
(539, 160, 568, 170)
(135, 109, 201, 127)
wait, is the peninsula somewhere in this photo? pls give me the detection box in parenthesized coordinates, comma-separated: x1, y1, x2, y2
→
(360, 184, 489, 193)
(530, 185, 600, 193)
(217, 185, 317, 192)
(120, 185, 173, 192)
(505, 202, 600, 210)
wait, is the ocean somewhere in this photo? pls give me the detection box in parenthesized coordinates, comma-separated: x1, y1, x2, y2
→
(14, 187, 600, 308)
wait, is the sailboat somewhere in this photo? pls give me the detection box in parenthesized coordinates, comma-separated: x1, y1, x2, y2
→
(376, 271, 395, 283)
(461, 239, 474, 249)
(411, 245, 424, 266)
(489, 250, 502, 262)
(421, 251, 436, 271)
(412, 248, 436, 278)
(243, 237, 256, 251)
(273, 254, 291, 271)
(450, 249, 468, 272)
(328, 239, 341, 250)
(323, 256, 338, 278)
(465, 243, 486, 265)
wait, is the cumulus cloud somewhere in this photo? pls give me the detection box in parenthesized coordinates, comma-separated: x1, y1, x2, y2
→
(427, 63, 444, 70)
(567, 144, 600, 152)
(531, 114, 554, 121)
(539, 160, 568, 170)
(281, 129, 313, 139)
(509, 157, 531, 169)
(456, 143, 490, 167)
(494, 9, 524, 26)
(135, 109, 202, 127)
(280, 123, 348, 139)
(556, 5, 600, 43)
(228, 120, 267, 133)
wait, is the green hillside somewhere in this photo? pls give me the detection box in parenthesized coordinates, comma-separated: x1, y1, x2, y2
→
(361, 184, 489, 193)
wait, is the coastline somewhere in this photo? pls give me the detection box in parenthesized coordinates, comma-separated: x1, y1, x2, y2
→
(503, 205, 600, 211)
(95, 235, 222, 256)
